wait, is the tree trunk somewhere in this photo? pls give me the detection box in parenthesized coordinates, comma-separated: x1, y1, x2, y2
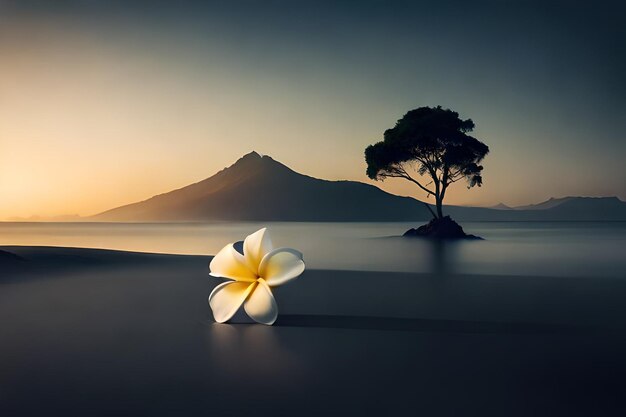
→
(435, 196, 444, 219)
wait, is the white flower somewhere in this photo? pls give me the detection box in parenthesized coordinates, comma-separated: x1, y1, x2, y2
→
(208, 228, 305, 325)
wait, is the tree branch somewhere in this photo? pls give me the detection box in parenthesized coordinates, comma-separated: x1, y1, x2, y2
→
(381, 170, 437, 219)
(443, 168, 464, 187)
(394, 166, 437, 196)
(384, 172, 436, 196)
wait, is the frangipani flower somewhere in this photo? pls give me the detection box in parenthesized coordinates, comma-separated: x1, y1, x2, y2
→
(208, 228, 305, 325)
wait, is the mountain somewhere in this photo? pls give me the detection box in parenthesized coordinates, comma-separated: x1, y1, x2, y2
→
(93, 152, 626, 222)
(490, 203, 514, 210)
(94, 152, 433, 221)
(517, 196, 626, 220)
(514, 196, 577, 210)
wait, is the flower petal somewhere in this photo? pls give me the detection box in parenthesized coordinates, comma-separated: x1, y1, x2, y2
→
(209, 243, 257, 282)
(243, 228, 273, 273)
(258, 248, 305, 287)
(244, 279, 278, 325)
(209, 281, 256, 323)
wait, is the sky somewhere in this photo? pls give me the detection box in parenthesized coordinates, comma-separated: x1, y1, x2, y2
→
(1, 0, 625, 219)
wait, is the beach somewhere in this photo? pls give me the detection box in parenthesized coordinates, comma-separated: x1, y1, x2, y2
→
(1, 246, 625, 416)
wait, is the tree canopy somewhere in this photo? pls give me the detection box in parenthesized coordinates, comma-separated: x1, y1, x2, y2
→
(365, 106, 489, 219)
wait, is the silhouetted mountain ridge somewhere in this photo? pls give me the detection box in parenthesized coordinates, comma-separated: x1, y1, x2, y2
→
(490, 203, 514, 210)
(512, 196, 623, 210)
(94, 152, 626, 222)
(95, 152, 431, 221)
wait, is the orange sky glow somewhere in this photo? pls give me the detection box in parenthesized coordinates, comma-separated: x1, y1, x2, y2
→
(1, 8, 624, 220)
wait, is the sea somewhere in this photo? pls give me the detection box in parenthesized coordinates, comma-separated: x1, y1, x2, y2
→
(1, 221, 625, 277)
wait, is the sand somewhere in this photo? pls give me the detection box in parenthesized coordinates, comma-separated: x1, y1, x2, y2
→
(1, 246, 625, 416)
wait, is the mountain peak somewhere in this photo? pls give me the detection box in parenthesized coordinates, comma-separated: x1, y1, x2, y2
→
(225, 151, 266, 171)
(490, 203, 513, 210)
(224, 151, 290, 175)
(242, 150, 262, 159)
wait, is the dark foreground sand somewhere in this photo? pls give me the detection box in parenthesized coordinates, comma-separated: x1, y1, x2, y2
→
(1, 246, 625, 416)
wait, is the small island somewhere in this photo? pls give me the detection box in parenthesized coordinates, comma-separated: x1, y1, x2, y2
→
(403, 215, 482, 239)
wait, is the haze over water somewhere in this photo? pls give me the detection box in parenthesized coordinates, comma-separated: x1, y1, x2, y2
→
(2, 221, 624, 278)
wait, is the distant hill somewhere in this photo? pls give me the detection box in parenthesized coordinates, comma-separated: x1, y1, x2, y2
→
(515, 196, 626, 220)
(93, 152, 626, 222)
(490, 203, 514, 210)
(514, 196, 578, 210)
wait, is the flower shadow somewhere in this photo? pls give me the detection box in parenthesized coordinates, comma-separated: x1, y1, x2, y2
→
(274, 314, 577, 334)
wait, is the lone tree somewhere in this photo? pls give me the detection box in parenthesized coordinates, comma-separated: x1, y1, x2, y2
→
(365, 106, 489, 220)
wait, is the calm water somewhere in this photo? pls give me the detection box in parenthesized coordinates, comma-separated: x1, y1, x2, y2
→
(1, 221, 625, 277)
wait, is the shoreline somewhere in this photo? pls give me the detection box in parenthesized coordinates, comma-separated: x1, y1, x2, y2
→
(3, 245, 626, 329)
